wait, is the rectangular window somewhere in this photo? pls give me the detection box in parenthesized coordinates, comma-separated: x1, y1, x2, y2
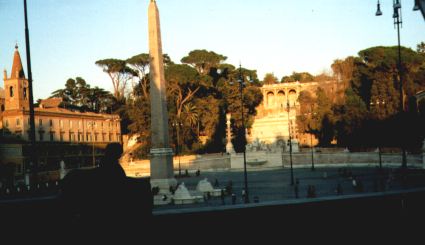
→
(86, 133, 90, 142)
(109, 133, 112, 142)
(50, 132, 54, 141)
(16, 118, 20, 126)
(116, 134, 120, 142)
(102, 133, 106, 142)
(95, 133, 98, 142)
(39, 131, 44, 141)
(39, 119, 42, 126)
(49, 119, 53, 126)
(60, 132, 64, 142)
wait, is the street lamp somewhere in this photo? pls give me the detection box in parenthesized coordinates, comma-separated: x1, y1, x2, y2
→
(375, 0, 408, 169)
(286, 98, 294, 186)
(308, 105, 315, 171)
(23, 0, 37, 175)
(172, 120, 183, 177)
(371, 99, 386, 169)
(230, 64, 251, 203)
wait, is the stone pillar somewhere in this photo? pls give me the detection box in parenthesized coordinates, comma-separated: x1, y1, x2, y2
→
(148, 0, 176, 199)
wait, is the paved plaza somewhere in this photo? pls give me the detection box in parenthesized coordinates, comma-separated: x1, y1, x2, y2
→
(153, 165, 425, 211)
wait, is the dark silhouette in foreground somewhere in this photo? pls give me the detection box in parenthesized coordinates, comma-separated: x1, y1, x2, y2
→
(59, 143, 152, 238)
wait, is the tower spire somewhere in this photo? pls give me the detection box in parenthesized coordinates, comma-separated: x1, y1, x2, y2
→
(10, 44, 25, 79)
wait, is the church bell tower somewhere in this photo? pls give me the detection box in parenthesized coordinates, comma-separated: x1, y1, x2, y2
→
(3, 44, 30, 111)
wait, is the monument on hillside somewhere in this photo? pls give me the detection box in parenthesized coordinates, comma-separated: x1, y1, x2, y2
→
(148, 0, 176, 202)
(226, 113, 235, 154)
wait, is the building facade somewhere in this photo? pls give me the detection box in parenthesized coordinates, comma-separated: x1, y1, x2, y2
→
(0, 45, 121, 144)
(0, 45, 121, 179)
(249, 80, 340, 147)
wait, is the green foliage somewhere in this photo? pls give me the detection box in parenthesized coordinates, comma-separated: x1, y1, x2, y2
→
(50, 77, 115, 113)
(263, 73, 278, 85)
(332, 45, 425, 149)
(181, 49, 227, 75)
(281, 72, 314, 83)
(95, 58, 136, 99)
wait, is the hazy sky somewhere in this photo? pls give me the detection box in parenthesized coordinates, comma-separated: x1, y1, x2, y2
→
(0, 0, 424, 100)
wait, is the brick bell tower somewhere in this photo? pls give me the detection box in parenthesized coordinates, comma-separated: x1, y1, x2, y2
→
(3, 44, 30, 111)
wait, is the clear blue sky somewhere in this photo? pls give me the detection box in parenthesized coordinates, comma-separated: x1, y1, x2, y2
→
(0, 0, 424, 100)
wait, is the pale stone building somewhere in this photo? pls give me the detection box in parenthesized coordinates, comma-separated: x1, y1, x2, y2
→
(249, 80, 340, 147)
(0, 45, 122, 180)
(0, 45, 121, 144)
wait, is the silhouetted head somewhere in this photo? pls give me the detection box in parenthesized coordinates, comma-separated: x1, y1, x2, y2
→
(102, 143, 123, 167)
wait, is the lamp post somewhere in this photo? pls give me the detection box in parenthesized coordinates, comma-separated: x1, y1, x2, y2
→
(287, 98, 294, 186)
(23, 0, 37, 175)
(231, 64, 250, 203)
(371, 99, 386, 169)
(310, 129, 315, 171)
(375, 0, 407, 169)
(172, 120, 182, 177)
(308, 104, 315, 171)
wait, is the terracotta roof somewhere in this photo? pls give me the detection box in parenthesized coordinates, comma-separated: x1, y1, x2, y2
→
(10, 45, 25, 79)
(39, 97, 63, 108)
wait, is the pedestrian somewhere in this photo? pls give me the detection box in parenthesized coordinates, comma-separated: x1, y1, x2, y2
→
(294, 183, 299, 199)
(226, 180, 233, 195)
(241, 189, 246, 202)
(307, 185, 316, 198)
(352, 177, 357, 191)
(59, 143, 153, 239)
(294, 178, 300, 198)
(336, 183, 343, 195)
(214, 178, 219, 187)
(220, 189, 225, 205)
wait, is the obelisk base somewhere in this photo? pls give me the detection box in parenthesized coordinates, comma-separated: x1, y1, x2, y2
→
(150, 148, 177, 205)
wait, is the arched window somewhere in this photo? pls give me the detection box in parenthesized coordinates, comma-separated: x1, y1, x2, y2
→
(288, 90, 297, 107)
(1, 104, 4, 112)
(267, 92, 275, 108)
(277, 91, 285, 108)
(23, 88, 27, 100)
(9, 86, 14, 97)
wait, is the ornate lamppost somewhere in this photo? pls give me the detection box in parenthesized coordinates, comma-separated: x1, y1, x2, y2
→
(230, 64, 251, 203)
(287, 97, 294, 186)
(375, 0, 409, 169)
(172, 120, 183, 177)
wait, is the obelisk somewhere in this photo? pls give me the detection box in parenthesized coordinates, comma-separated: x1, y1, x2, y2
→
(148, 0, 176, 199)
